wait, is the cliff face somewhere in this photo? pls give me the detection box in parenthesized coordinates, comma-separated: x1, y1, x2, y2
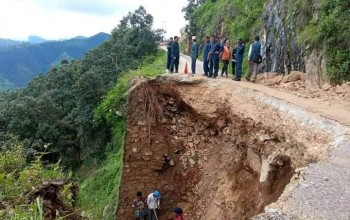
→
(260, 0, 304, 74)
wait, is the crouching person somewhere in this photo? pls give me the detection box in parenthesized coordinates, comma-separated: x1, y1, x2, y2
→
(132, 191, 147, 220)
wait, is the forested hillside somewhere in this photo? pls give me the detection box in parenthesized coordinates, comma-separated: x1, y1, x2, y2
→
(0, 32, 110, 89)
(183, 0, 349, 85)
(0, 6, 163, 219)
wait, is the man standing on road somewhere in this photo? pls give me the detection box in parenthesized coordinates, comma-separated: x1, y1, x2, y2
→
(147, 190, 161, 220)
(231, 44, 237, 78)
(190, 36, 199, 75)
(208, 35, 222, 79)
(170, 36, 180, 73)
(246, 36, 262, 83)
(203, 36, 211, 76)
(233, 38, 245, 81)
(166, 37, 173, 73)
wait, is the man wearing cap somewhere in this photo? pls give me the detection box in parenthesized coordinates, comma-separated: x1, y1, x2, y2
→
(147, 190, 161, 220)
(233, 38, 245, 81)
(190, 36, 199, 75)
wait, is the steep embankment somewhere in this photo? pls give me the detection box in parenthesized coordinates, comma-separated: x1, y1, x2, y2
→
(116, 73, 350, 219)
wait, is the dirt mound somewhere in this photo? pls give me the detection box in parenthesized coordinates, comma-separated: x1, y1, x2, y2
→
(256, 72, 350, 112)
(116, 79, 313, 219)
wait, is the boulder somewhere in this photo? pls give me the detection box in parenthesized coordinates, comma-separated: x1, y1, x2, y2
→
(281, 71, 302, 84)
(247, 148, 261, 174)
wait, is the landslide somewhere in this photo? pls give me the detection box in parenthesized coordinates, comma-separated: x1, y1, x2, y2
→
(116, 77, 318, 220)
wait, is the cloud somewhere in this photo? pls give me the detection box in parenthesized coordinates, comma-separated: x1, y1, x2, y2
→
(34, 0, 125, 16)
(0, 0, 188, 40)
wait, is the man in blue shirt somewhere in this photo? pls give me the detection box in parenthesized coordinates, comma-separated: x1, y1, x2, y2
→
(233, 38, 245, 81)
(170, 36, 180, 73)
(208, 35, 222, 79)
(246, 36, 262, 83)
(202, 36, 211, 76)
(190, 36, 199, 75)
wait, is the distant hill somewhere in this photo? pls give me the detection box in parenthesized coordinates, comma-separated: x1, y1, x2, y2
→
(0, 38, 24, 48)
(28, 35, 46, 44)
(0, 32, 111, 88)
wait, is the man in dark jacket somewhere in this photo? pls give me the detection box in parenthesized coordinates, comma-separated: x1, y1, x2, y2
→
(190, 36, 199, 75)
(166, 37, 173, 73)
(246, 36, 262, 83)
(170, 36, 180, 73)
(203, 36, 211, 76)
(231, 45, 237, 78)
(208, 35, 222, 78)
(233, 38, 245, 81)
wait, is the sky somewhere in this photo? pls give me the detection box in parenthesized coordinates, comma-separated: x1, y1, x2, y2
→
(0, 0, 187, 41)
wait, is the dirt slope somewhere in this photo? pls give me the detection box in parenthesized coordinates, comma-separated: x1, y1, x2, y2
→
(116, 51, 350, 219)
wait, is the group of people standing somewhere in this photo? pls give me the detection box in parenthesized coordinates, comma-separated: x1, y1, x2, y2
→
(166, 35, 262, 82)
(132, 190, 184, 220)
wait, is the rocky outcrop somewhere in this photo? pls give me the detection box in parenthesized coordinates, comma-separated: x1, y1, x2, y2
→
(260, 0, 304, 74)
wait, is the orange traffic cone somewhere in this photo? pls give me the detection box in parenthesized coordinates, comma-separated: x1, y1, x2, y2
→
(184, 61, 188, 74)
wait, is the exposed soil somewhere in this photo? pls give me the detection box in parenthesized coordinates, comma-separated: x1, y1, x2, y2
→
(116, 78, 316, 220)
(255, 71, 350, 113)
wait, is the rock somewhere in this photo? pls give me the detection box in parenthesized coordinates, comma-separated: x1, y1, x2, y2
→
(247, 148, 261, 174)
(322, 83, 332, 91)
(260, 156, 273, 183)
(222, 127, 230, 134)
(188, 158, 196, 165)
(217, 119, 226, 129)
(169, 159, 175, 166)
(264, 207, 278, 213)
(132, 147, 138, 153)
(258, 134, 276, 142)
(194, 139, 200, 145)
(137, 120, 146, 126)
(143, 148, 153, 156)
(268, 153, 290, 166)
(281, 71, 301, 84)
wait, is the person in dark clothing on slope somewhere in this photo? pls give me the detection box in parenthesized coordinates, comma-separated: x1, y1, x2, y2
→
(202, 36, 211, 76)
(166, 37, 173, 73)
(132, 191, 147, 220)
(208, 35, 222, 78)
(233, 38, 245, 81)
(170, 36, 180, 73)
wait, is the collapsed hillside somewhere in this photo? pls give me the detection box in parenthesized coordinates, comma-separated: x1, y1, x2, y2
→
(116, 76, 337, 219)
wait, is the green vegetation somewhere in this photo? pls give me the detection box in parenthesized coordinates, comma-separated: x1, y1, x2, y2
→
(78, 51, 166, 219)
(0, 32, 110, 88)
(183, 0, 266, 76)
(0, 75, 15, 92)
(0, 6, 163, 219)
(0, 144, 71, 219)
(295, 0, 350, 83)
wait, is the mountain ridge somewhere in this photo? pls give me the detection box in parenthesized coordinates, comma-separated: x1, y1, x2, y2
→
(0, 32, 111, 88)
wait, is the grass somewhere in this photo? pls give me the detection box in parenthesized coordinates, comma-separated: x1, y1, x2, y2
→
(77, 50, 166, 220)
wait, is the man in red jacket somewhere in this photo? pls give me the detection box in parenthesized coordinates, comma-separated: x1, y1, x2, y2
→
(173, 207, 184, 220)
